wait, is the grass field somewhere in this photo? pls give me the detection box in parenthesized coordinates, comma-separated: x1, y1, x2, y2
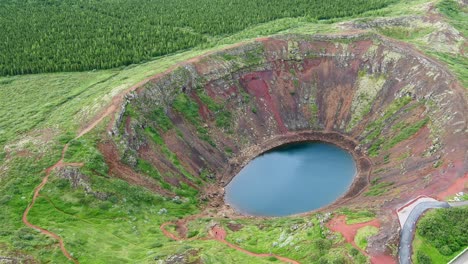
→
(0, 0, 466, 262)
(355, 226, 379, 250)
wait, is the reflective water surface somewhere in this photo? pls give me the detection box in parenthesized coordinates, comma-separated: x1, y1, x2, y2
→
(225, 142, 356, 216)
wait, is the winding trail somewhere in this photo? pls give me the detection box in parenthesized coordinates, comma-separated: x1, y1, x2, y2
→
(22, 144, 82, 264)
(327, 215, 395, 264)
(20, 38, 264, 263)
(21, 77, 135, 262)
(20, 61, 137, 263)
(160, 222, 182, 241)
(160, 221, 300, 263)
(210, 225, 300, 264)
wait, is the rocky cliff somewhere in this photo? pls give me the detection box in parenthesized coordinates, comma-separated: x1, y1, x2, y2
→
(105, 33, 467, 215)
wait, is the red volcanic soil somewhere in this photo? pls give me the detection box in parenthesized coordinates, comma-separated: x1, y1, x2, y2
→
(437, 172, 468, 200)
(327, 215, 396, 264)
(106, 34, 466, 262)
(241, 72, 288, 133)
(99, 141, 172, 196)
(159, 221, 299, 263)
(209, 225, 300, 264)
(327, 215, 380, 244)
(22, 144, 82, 264)
(371, 254, 396, 264)
(211, 225, 227, 240)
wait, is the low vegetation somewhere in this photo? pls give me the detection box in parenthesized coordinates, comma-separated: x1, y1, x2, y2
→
(417, 207, 468, 257)
(365, 178, 394, 197)
(0, 0, 465, 262)
(383, 117, 429, 151)
(437, 0, 467, 36)
(220, 216, 368, 263)
(364, 96, 414, 157)
(428, 51, 468, 88)
(355, 226, 379, 250)
(172, 93, 215, 146)
(339, 208, 376, 224)
(377, 27, 433, 41)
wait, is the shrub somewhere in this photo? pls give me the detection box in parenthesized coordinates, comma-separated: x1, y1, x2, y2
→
(439, 245, 452, 256)
(418, 207, 468, 256)
(350, 247, 359, 256)
(187, 230, 199, 238)
(417, 252, 432, 264)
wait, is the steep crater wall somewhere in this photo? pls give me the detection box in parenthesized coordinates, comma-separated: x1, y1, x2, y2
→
(107, 33, 467, 213)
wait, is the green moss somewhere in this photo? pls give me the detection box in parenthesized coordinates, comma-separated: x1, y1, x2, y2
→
(136, 159, 161, 180)
(348, 244, 369, 263)
(289, 68, 296, 76)
(384, 117, 429, 150)
(221, 54, 237, 61)
(310, 103, 319, 124)
(377, 26, 433, 40)
(293, 79, 299, 88)
(197, 89, 221, 112)
(355, 226, 379, 250)
(348, 73, 386, 131)
(150, 107, 173, 132)
(365, 180, 394, 196)
(368, 138, 384, 157)
(240, 88, 251, 103)
(339, 208, 376, 224)
(244, 46, 265, 65)
(223, 216, 345, 261)
(383, 154, 390, 164)
(196, 90, 232, 130)
(172, 93, 216, 146)
(145, 126, 201, 185)
(145, 126, 164, 145)
(224, 147, 233, 155)
(433, 160, 443, 168)
(364, 96, 413, 156)
(215, 111, 232, 130)
(172, 93, 201, 126)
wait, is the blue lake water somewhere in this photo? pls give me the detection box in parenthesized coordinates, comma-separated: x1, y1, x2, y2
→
(225, 142, 356, 216)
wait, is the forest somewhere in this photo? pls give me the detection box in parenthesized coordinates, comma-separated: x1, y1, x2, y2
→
(0, 0, 396, 76)
(418, 207, 468, 257)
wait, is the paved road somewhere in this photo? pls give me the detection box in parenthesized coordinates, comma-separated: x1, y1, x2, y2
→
(449, 248, 468, 264)
(398, 201, 450, 264)
(449, 200, 468, 207)
(398, 199, 468, 264)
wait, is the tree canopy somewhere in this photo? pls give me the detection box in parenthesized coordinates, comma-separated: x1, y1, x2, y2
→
(0, 0, 396, 76)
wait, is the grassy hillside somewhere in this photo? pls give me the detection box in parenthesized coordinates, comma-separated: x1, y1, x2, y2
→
(0, 0, 466, 262)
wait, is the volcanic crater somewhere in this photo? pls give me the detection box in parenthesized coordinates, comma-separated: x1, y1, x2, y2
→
(103, 33, 466, 242)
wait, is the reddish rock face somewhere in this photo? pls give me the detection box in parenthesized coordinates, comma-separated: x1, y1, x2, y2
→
(108, 34, 467, 221)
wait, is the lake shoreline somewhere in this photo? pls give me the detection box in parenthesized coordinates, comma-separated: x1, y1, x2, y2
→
(200, 130, 372, 219)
